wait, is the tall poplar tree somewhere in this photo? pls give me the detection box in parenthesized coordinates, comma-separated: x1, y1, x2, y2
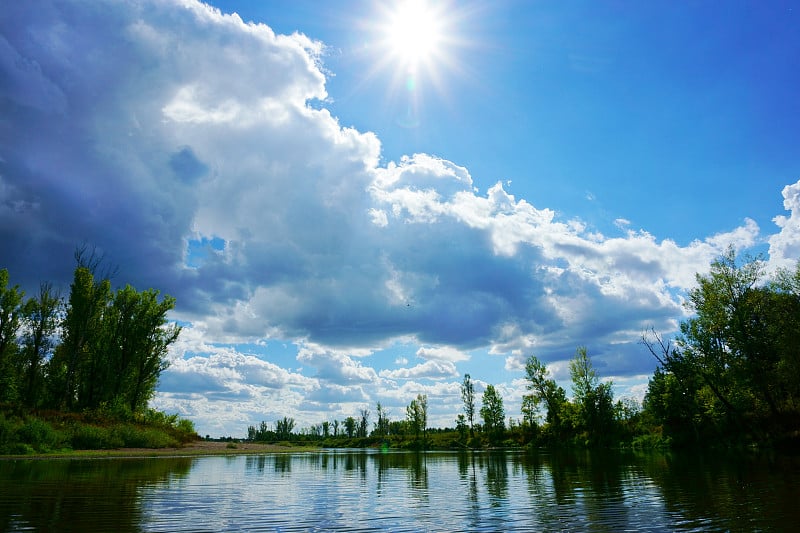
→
(461, 373, 475, 437)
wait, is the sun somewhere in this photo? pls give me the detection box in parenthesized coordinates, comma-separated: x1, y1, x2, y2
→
(385, 0, 444, 68)
(360, 0, 474, 127)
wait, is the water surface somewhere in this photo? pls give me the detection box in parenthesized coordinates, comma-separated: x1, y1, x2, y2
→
(1, 449, 798, 531)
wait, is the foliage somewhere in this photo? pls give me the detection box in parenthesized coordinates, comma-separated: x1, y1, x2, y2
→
(406, 394, 428, 445)
(642, 249, 800, 448)
(480, 384, 505, 444)
(1, 261, 179, 416)
(374, 402, 390, 437)
(569, 347, 615, 446)
(524, 354, 569, 442)
(275, 417, 296, 440)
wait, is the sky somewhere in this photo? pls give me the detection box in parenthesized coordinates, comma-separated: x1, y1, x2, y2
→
(2, 0, 799, 437)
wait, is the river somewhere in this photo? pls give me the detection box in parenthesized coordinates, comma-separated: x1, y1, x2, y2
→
(1, 449, 798, 531)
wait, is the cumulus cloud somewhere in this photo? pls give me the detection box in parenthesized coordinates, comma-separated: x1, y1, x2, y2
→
(769, 181, 800, 270)
(296, 343, 383, 390)
(2, 0, 795, 436)
(416, 346, 470, 362)
(379, 360, 459, 380)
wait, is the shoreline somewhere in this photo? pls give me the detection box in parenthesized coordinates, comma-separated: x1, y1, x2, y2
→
(0, 440, 316, 460)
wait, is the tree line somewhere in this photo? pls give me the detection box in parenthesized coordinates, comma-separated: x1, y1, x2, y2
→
(245, 349, 622, 450)
(247, 249, 800, 450)
(0, 250, 180, 417)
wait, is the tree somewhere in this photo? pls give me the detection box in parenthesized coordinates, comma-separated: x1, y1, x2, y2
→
(0, 269, 24, 402)
(406, 394, 427, 444)
(461, 373, 476, 437)
(455, 414, 468, 442)
(276, 417, 295, 440)
(640, 249, 800, 446)
(524, 354, 568, 438)
(45, 262, 180, 414)
(569, 347, 615, 446)
(651, 249, 800, 443)
(112, 287, 180, 413)
(480, 384, 506, 444)
(49, 265, 110, 409)
(19, 283, 61, 407)
(344, 416, 358, 439)
(358, 408, 370, 438)
(344, 416, 357, 438)
(374, 402, 390, 437)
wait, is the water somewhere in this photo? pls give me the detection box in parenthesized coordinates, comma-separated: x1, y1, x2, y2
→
(1, 449, 798, 532)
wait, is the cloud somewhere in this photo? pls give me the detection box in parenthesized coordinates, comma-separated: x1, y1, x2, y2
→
(2, 0, 796, 436)
(379, 359, 459, 380)
(297, 345, 380, 384)
(416, 345, 470, 362)
(769, 180, 800, 270)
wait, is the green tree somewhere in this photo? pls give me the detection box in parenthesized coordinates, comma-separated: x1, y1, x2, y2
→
(110, 286, 180, 413)
(480, 384, 506, 444)
(49, 265, 111, 410)
(644, 249, 800, 445)
(406, 394, 427, 444)
(19, 283, 61, 407)
(374, 402, 390, 437)
(524, 354, 568, 439)
(461, 373, 476, 437)
(455, 413, 468, 443)
(569, 347, 615, 446)
(276, 416, 295, 440)
(344, 416, 357, 438)
(46, 263, 179, 414)
(0, 269, 25, 402)
(358, 408, 370, 438)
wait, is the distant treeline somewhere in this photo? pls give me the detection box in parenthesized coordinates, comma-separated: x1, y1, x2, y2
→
(247, 249, 800, 450)
(0, 248, 180, 418)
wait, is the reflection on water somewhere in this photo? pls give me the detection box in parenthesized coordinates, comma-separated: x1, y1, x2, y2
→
(1, 449, 799, 532)
(0, 457, 193, 532)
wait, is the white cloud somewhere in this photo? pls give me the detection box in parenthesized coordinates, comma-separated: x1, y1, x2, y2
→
(769, 180, 800, 270)
(379, 360, 458, 380)
(297, 345, 380, 384)
(415, 345, 470, 362)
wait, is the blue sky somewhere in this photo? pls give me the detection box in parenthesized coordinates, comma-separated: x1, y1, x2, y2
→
(2, 0, 799, 437)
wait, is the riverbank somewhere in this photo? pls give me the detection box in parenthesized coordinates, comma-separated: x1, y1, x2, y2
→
(0, 440, 312, 459)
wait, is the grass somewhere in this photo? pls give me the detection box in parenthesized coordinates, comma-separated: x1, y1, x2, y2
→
(0, 405, 199, 456)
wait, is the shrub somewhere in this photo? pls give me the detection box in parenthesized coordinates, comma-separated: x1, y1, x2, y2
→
(71, 424, 123, 449)
(18, 418, 65, 452)
(113, 424, 176, 448)
(0, 413, 16, 448)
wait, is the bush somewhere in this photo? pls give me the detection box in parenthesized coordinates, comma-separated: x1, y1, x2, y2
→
(70, 424, 123, 449)
(0, 413, 16, 449)
(113, 424, 176, 448)
(174, 418, 198, 443)
(630, 433, 670, 449)
(18, 418, 66, 452)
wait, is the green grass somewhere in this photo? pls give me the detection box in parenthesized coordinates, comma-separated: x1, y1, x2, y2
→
(0, 406, 198, 455)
